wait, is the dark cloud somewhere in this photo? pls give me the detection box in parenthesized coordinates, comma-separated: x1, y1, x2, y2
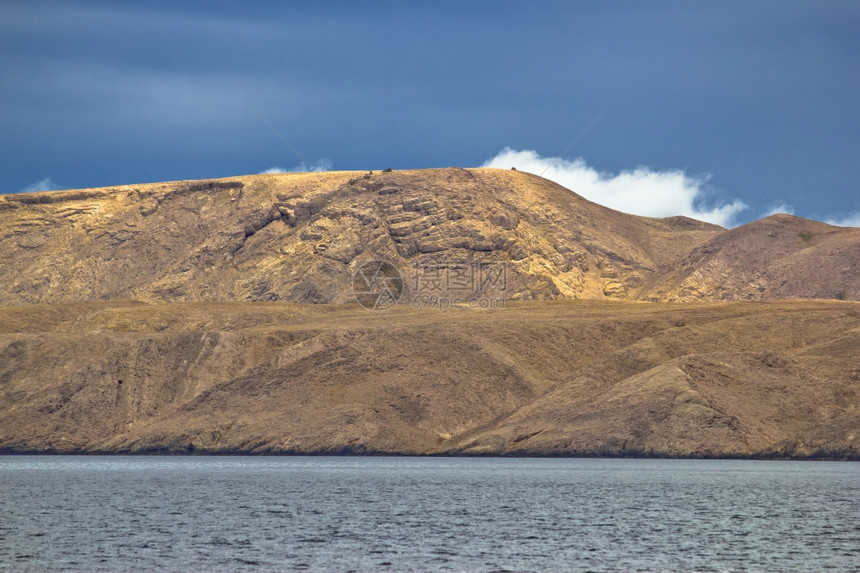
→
(1, 1, 858, 225)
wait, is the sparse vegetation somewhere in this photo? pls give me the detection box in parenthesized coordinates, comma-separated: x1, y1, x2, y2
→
(0, 299, 858, 459)
(185, 180, 244, 192)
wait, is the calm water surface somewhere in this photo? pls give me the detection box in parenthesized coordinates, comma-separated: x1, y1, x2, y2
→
(1, 456, 858, 571)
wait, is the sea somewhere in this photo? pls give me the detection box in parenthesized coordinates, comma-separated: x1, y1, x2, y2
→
(1, 456, 858, 572)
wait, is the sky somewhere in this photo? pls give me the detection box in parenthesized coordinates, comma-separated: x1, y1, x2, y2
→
(1, 1, 858, 227)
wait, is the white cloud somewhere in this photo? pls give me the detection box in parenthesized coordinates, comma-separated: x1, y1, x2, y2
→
(824, 212, 860, 227)
(760, 202, 795, 218)
(18, 177, 60, 193)
(482, 148, 747, 227)
(259, 159, 333, 174)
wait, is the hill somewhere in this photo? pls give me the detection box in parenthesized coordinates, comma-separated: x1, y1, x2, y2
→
(0, 168, 857, 459)
(1, 168, 857, 305)
(0, 300, 857, 458)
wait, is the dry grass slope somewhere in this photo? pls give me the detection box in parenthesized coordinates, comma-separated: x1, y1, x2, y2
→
(0, 300, 857, 458)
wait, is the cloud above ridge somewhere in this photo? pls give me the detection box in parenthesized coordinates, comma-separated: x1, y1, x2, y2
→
(824, 212, 860, 228)
(745, 200, 859, 227)
(482, 148, 747, 227)
(760, 202, 795, 218)
(260, 159, 333, 174)
(18, 177, 61, 193)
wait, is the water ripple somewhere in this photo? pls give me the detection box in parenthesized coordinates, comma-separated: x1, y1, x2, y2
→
(0, 456, 857, 571)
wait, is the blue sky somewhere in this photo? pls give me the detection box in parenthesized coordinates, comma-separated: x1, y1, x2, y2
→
(1, 1, 858, 226)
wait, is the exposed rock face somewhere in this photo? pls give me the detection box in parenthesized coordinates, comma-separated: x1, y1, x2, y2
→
(0, 300, 857, 458)
(1, 168, 857, 306)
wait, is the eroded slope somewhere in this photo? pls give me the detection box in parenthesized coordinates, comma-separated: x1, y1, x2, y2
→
(2, 169, 856, 305)
(1, 300, 857, 458)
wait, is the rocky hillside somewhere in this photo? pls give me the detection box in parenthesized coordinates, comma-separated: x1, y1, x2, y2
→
(1, 169, 858, 460)
(0, 300, 857, 458)
(1, 168, 857, 305)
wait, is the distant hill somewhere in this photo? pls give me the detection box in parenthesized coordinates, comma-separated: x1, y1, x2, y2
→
(1, 168, 856, 305)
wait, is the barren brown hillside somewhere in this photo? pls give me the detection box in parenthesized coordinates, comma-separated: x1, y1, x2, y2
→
(0, 300, 857, 458)
(1, 169, 858, 459)
(1, 168, 857, 305)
